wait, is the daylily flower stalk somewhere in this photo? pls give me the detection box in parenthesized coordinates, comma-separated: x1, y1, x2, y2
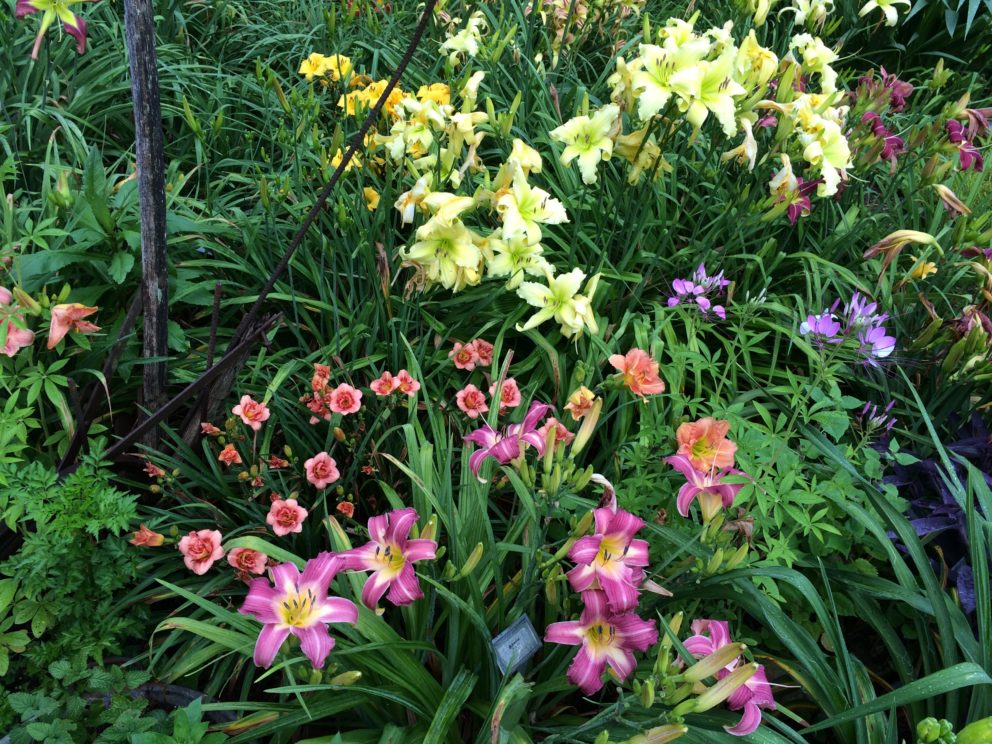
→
(239, 553, 358, 668)
(339, 508, 437, 608)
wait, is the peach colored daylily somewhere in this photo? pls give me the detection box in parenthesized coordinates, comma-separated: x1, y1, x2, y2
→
(456, 384, 488, 418)
(129, 524, 165, 547)
(47, 303, 100, 349)
(232, 395, 271, 431)
(676, 417, 737, 472)
(468, 338, 494, 366)
(449, 342, 478, 370)
(564, 386, 597, 421)
(490, 378, 522, 412)
(609, 348, 666, 398)
(370, 371, 400, 396)
(218, 444, 242, 466)
(329, 384, 363, 415)
(395, 370, 421, 396)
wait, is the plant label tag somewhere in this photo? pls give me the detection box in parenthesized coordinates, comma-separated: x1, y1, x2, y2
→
(492, 615, 541, 676)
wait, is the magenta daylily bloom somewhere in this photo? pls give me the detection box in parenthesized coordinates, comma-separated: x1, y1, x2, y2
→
(544, 590, 657, 695)
(339, 507, 437, 609)
(684, 619, 777, 736)
(238, 552, 358, 669)
(947, 120, 984, 173)
(463, 401, 552, 479)
(566, 508, 649, 612)
(15, 0, 92, 60)
(665, 455, 744, 523)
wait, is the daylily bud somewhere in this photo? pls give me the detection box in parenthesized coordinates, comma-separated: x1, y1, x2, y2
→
(329, 670, 362, 686)
(628, 725, 688, 744)
(639, 678, 655, 708)
(441, 560, 457, 580)
(309, 668, 323, 685)
(283, 445, 293, 458)
(705, 548, 724, 574)
(570, 398, 603, 455)
(333, 426, 346, 442)
(642, 579, 673, 597)
(594, 732, 610, 744)
(12, 288, 42, 316)
(723, 543, 749, 571)
(693, 663, 758, 711)
(574, 509, 595, 536)
(571, 465, 594, 491)
(457, 542, 484, 578)
(544, 566, 560, 605)
(958, 716, 992, 744)
(419, 514, 438, 542)
(682, 642, 747, 683)
(929, 59, 951, 89)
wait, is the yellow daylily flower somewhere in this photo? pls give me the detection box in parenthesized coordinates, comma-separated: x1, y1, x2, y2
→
(908, 256, 938, 280)
(486, 235, 555, 289)
(549, 104, 620, 185)
(363, 187, 380, 211)
(402, 217, 483, 291)
(417, 83, 451, 106)
(394, 175, 433, 225)
(510, 139, 543, 176)
(797, 114, 851, 196)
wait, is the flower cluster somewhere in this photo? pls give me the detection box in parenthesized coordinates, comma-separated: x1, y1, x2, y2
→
(800, 291, 896, 365)
(238, 508, 437, 669)
(546, 506, 659, 694)
(300, 365, 363, 423)
(667, 264, 730, 320)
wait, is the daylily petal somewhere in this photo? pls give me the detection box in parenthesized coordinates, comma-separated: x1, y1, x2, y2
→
(300, 551, 343, 592)
(253, 624, 290, 668)
(360, 571, 392, 609)
(544, 619, 585, 645)
(367, 515, 390, 545)
(599, 573, 640, 612)
(683, 635, 716, 658)
(604, 648, 636, 681)
(612, 613, 658, 651)
(569, 535, 603, 564)
(625, 539, 650, 567)
(238, 578, 281, 624)
(317, 597, 359, 625)
(566, 563, 597, 592)
(604, 509, 644, 542)
(404, 538, 437, 562)
(385, 562, 424, 605)
(292, 624, 335, 669)
(725, 701, 763, 736)
(385, 507, 419, 545)
(269, 562, 302, 594)
(567, 646, 606, 694)
(338, 543, 377, 571)
(677, 483, 701, 517)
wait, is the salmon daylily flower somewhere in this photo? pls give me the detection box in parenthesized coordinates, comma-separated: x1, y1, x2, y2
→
(129, 524, 165, 547)
(266, 498, 309, 537)
(449, 341, 478, 370)
(544, 590, 658, 695)
(1, 287, 35, 358)
(609, 348, 666, 398)
(517, 268, 600, 339)
(218, 444, 242, 466)
(370, 371, 400, 396)
(665, 455, 745, 523)
(467, 339, 494, 366)
(684, 619, 777, 736)
(305, 452, 340, 489)
(239, 553, 358, 669)
(339, 508, 437, 609)
(675, 417, 737, 472)
(228, 547, 268, 575)
(47, 303, 99, 349)
(564, 386, 597, 421)
(232, 395, 270, 432)
(490, 377, 522, 412)
(329, 383, 363, 415)
(456, 384, 489, 418)
(178, 529, 224, 574)
(395, 370, 420, 396)
(550, 104, 620, 185)
(16, 0, 92, 60)
(567, 508, 650, 612)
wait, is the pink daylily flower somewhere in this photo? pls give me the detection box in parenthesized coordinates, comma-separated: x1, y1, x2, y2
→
(456, 384, 489, 418)
(463, 401, 551, 478)
(329, 383, 362, 415)
(339, 507, 437, 609)
(370, 371, 400, 396)
(395, 369, 421, 396)
(232, 394, 270, 432)
(544, 590, 657, 695)
(1, 288, 35, 358)
(178, 529, 224, 575)
(665, 454, 745, 522)
(449, 341, 478, 370)
(238, 553, 358, 669)
(228, 547, 268, 575)
(16, 0, 91, 60)
(305, 452, 340, 489)
(490, 377, 522, 411)
(47, 303, 100, 349)
(266, 498, 309, 536)
(684, 619, 777, 736)
(468, 338, 494, 366)
(567, 508, 650, 612)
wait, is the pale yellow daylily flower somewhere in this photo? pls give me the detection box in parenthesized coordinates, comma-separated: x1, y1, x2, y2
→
(496, 169, 569, 244)
(859, 0, 910, 26)
(394, 175, 432, 225)
(669, 50, 746, 136)
(797, 114, 851, 196)
(486, 235, 555, 289)
(402, 216, 483, 291)
(549, 104, 620, 185)
(516, 268, 600, 338)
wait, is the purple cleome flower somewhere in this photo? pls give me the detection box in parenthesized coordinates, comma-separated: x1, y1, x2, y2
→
(668, 264, 728, 319)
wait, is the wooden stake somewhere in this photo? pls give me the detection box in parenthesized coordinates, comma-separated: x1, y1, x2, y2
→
(123, 0, 168, 446)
